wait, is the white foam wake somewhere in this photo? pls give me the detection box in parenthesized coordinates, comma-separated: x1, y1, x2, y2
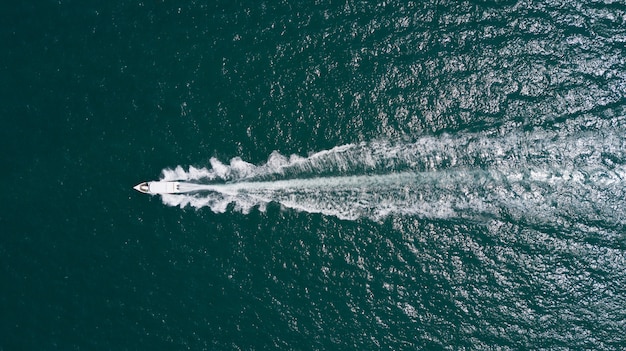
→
(156, 117, 626, 226)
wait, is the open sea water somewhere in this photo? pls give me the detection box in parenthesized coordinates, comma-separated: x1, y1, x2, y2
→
(2, 0, 626, 349)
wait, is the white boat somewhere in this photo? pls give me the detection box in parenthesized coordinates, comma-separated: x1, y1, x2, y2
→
(133, 181, 184, 194)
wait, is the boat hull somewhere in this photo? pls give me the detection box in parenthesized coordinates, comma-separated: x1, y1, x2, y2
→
(133, 181, 183, 194)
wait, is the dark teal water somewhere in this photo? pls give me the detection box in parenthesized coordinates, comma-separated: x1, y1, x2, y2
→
(2, 0, 626, 349)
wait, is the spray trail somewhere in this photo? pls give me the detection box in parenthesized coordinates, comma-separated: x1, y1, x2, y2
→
(158, 116, 626, 228)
